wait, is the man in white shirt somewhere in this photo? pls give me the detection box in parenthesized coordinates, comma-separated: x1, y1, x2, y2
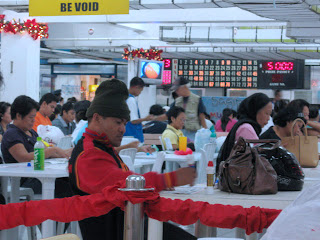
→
(124, 77, 154, 142)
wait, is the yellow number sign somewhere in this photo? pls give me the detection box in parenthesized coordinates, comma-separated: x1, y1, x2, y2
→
(29, 0, 129, 16)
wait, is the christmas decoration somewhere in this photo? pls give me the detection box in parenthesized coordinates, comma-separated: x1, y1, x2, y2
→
(0, 15, 49, 40)
(122, 48, 163, 61)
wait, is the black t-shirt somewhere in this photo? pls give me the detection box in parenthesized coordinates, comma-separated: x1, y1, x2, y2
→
(260, 126, 281, 140)
(1, 124, 38, 163)
(143, 121, 167, 134)
(167, 97, 206, 117)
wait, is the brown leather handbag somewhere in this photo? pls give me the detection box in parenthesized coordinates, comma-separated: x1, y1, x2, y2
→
(281, 118, 319, 168)
(218, 137, 278, 195)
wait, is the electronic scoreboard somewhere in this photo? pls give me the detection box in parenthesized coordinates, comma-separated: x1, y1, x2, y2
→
(162, 58, 305, 89)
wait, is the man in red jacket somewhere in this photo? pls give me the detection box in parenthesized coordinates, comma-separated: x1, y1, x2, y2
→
(69, 78, 196, 240)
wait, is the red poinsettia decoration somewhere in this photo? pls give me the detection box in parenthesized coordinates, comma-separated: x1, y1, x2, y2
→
(122, 48, 163, 61)
(0, 15, 48, 40)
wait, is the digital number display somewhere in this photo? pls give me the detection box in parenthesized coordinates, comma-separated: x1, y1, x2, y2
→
(163, 70, 172, 85)
(163, 59, 172, 70)
(177, 59, 258, 88)
(258, 60, 304, 89)
(262, 61, 294, 71)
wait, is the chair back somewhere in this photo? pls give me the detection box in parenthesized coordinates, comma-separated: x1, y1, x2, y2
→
(197, 149, 208, 184)
(119, 148, 137, 164)
(164, 138, 173, 150)
(203, 143, 216, 162)
(158, 136, 165, 151)
(57, 136, 74, 150)
(151, 152, 166, 173)
(41, 234, 80, 240)
(119, 155, 134, 171)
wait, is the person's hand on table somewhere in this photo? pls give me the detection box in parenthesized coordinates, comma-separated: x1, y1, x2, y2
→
(63, 148, 73, 158)
(138, 145, 155, 153)
(52, 147, 73, 159)
(175, 167, 196, 186)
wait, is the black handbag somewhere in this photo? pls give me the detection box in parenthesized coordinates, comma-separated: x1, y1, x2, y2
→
(256, 141, 305, 191)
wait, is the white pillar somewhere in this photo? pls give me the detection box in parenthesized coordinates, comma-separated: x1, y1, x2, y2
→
(127, 59, 138, 86)
(0, 30, 40, 103)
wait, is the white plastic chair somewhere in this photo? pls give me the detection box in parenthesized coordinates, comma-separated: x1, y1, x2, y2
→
(57, 136, 74, 150)
(159, 136, 165, 151)
(164, 138, 173, 151)
(119, 148, 137, 165)
(197, 149, 208, 184)
(151, 152, 166, 173)
(119, 155, 134, 171)
(203, 143, 216, 162)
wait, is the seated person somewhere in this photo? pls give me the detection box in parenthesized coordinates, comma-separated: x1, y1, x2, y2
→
(260, 106, 304, 140)
(143, 104, 167, 134)
(33, 93, 58, 132)
(162, 106, 186, 150)
(49, 104, 61, 122)
(0, 102, 11, 143)
(1, 95, 72, 195)
(306, 105, 320, 136)
(52, 102, 76, 135)
(69, 79, 196, 240)
(215, 108, 237, 132)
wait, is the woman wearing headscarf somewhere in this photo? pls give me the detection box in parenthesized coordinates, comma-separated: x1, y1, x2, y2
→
(216, 93, 272, 174)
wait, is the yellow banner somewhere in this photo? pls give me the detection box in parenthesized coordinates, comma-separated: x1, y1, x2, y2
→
(29, 0, 129, 16)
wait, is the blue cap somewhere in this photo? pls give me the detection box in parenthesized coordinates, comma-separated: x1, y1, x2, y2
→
(27, 162, 31, 167)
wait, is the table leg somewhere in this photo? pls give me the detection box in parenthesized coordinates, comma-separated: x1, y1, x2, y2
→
(148, 218, 162, 240)
(236, 228, 258, 240)
(246, 232, 258, 240)
(39, 177, 56, 238)
(6, 177, 21, 240)
(194, 220, 217, 238)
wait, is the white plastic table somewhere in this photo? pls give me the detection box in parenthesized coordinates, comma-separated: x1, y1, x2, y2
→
(135, 152, 201, 173)
(0, 159, 68, 239)
(148, 167, 320, 240)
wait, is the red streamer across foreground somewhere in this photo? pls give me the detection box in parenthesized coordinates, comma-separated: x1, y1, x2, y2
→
(0, 182, 281, 235)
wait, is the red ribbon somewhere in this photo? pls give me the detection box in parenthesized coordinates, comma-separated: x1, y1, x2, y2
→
(0, 181, 281, 235)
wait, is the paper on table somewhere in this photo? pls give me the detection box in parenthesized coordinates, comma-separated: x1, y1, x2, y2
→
(45, 158, 68, 164)
(170, 185, 205, 194)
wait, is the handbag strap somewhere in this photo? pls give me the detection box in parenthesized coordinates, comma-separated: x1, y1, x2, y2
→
(290, 118, 307, 141)
(245, 139, 281, 148)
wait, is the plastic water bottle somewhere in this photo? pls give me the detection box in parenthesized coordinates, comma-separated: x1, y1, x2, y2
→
(206, 161, 214, 194)
(34, 137, 45, 170)
(209, 126, 217, 144)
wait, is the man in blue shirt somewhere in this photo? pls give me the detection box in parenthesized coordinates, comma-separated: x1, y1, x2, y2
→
(124, 77, 154, 142)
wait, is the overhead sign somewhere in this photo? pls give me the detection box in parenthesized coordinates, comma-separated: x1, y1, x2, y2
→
(29, 0, 129, 16)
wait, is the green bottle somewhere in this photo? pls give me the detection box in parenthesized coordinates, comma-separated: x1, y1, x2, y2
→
(34, 137, 45, 170)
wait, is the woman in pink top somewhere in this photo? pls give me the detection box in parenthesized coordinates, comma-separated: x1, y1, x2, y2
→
(216, 93, 272, 174)
(215, 108, 237, 132)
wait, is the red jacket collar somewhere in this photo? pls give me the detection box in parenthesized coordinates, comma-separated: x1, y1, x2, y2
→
(84, 128, 112, 147)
